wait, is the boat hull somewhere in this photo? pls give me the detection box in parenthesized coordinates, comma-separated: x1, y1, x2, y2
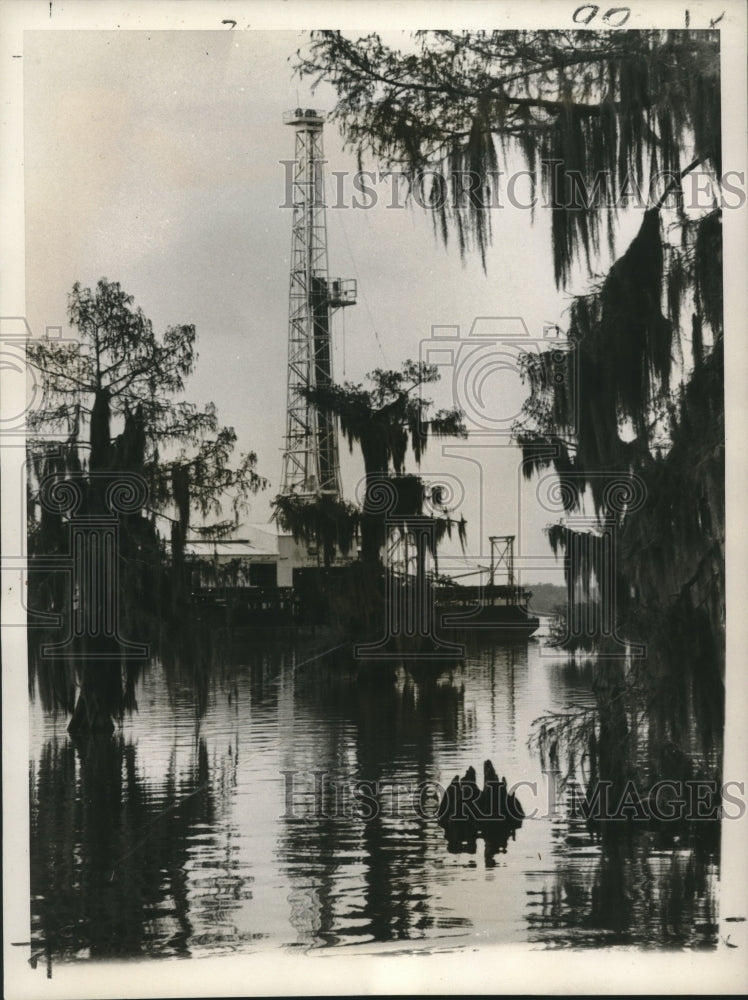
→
(437, 602, 540, 640)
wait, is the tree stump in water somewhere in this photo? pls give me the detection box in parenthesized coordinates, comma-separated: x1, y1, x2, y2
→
(438, 759, 524, 857)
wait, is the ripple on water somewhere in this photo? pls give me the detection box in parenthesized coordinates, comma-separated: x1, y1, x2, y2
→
(29, 639, 720, 957)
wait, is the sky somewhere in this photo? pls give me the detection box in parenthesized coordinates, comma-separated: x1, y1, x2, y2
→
(21, 28, 649, 586)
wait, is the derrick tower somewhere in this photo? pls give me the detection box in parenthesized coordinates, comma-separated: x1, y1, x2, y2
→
(281, 108, 356, 498)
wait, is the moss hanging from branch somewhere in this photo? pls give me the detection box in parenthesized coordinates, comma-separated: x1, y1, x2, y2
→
(694, 209, 723, 339)
(386, 473, 469, 558)
(602, 209, 672, 424)
(301, 361, 466, 569)
(517, 205, 724, 743)
(516, 208, 701, 517)
(272, 493, 361, 568)
(297, 29, 721, 283)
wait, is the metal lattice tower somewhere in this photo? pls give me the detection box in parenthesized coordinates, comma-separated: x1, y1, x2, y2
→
(488, 535, 517, 607)
(489, 535, 515, 587)
(280, 108, 356, 498)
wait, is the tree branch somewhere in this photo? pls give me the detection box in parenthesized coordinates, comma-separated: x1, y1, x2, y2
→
(655, 156, 705, 209)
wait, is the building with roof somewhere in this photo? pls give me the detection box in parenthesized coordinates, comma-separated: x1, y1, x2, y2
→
(184, 522, 349, 592)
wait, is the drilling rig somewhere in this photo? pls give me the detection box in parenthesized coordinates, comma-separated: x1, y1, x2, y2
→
(280, 108, 356, 499)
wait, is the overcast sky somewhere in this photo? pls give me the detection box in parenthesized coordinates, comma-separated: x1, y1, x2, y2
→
(24, 28, 648, 585)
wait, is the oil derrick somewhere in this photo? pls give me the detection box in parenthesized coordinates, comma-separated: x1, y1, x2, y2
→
(280, 108, 356, 498)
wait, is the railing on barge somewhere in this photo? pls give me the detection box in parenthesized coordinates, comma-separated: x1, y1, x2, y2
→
(433, 583, 533, 608)
(190, 586, 300, 625)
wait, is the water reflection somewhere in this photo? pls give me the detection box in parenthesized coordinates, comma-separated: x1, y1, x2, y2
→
(30, 730, 255, 960)
(29, 633, 720, 959)
(276, 655, 470, 945)
(526, 817, 718, 948)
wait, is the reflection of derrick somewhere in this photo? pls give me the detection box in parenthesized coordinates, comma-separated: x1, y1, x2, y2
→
(281, 108, 356, 498)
